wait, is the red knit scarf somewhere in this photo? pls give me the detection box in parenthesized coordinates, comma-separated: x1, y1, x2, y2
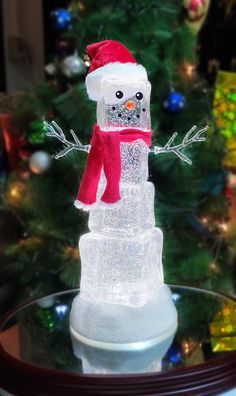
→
(77, 124, 152, 205)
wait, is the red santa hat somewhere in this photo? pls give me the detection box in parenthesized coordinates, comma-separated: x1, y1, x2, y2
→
(85, 40, 148, 101)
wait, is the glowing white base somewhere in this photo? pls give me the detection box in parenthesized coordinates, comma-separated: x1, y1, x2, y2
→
(71, 330, 175, 374)
(70, 284, 177, 350)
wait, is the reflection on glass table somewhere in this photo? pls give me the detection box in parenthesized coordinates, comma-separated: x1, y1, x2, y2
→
(1, 286, 236, 374)
(0, 286, 236, 396)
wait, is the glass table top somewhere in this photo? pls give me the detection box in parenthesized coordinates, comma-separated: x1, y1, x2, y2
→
(0, 286, 236, 376)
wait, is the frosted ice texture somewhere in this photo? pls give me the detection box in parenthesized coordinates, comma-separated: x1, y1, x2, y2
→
(120, 140, 149, 183)
(89, 181, 155, 236)
(90, 141, 153, 235)
(99, 140, 149, 185)
(79, 140, 164, 308)
(79, 228, 163, 307)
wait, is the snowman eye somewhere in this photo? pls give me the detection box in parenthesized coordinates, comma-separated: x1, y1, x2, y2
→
(136, 92, 143, 100)
(116, 91, 123, 99)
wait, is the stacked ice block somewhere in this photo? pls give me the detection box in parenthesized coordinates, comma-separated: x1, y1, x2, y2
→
(70, 140, 177, 348)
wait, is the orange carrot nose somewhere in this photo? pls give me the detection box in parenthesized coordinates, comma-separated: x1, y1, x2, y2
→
(125, 100, 136, 111)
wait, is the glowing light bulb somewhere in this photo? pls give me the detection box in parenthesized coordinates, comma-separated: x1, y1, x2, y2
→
(219, 223, 228, 231)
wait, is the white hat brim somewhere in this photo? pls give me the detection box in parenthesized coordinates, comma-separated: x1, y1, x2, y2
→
(85, 62, 148, 101)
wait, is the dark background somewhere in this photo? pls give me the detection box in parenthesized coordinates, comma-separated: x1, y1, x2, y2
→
(0, 0, 6, 91)
(0, 0, 236, 92)
(199, 1, 236, 76)
(43, 0, 69, 64)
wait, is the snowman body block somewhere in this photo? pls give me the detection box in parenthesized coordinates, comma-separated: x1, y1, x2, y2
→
(45, 40, 207, 349)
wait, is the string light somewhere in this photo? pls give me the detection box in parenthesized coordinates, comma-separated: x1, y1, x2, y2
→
(19, 236, 42, 250)
(179, 62, 196, 79)
(77, 2, 85, 11)
(64, 246, 80, 260)
(181, 339, 199, 356)
(19, 170, 30, 180)
(6, 181, 26, 207)
(210, 262, 220, 274)
(182, 340, 190, 354)
(185, 63, 196, 77)
(218, 222, 228, 231)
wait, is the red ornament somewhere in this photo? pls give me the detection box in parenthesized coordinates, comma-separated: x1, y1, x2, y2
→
(183, 0, 211, 34)
(185, 0, 207, 21)
(0, 113, 30, 170)
(189, 0, 206, 12)
(0, 113, 19, 170)
(223, 186, 233, 199)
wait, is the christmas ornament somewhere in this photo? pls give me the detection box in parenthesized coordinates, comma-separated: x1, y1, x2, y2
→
(224, 138, 236, 169)
(164, 91, 186, 113)
(29, 151, 51, 174)
(213, 71, 236, 168)
(210, 300, 236, 352)
(28, 120, 47, 145)
(0, 113, 27, 170)
(45, 40, 207, 350)
(61, 52, 85, 78)
(36, 307, 57, 330)
(228, 172, 236, 188)
(183, 0, 211, 35)
(50, 8, 72, 30)
(55, 304, 69, 319)
(166, 343, 182, 364)
(37, 296, 56, 309)
(223, 186, 233, 199)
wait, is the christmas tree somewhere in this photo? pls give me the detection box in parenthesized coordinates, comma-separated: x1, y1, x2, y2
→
(0, 0, 234, 313)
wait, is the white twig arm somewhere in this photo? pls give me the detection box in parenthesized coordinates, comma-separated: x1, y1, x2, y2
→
(149, 125, 208, 165)
(44, 121, 91, 159)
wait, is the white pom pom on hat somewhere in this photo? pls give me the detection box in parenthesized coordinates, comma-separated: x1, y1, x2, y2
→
(85, 40, 148, 101)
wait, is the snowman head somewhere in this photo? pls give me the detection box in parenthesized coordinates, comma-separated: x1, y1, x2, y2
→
(97, 77, 151, 131)
(85, 40, 151, 131)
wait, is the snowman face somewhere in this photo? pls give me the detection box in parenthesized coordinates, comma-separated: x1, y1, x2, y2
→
(97, 78, 151, 131)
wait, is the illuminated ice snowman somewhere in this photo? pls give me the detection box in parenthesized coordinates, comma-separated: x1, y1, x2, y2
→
(45, 40, 206, 350)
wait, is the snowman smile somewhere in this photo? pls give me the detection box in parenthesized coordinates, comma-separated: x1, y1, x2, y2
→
(105, 96, 144, 127)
